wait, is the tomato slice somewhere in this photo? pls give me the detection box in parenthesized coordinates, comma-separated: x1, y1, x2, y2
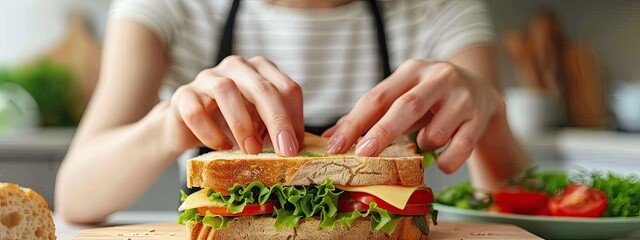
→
(407, 187, 435, 204)
(196, 201, 278, 217)
(349, 192, 432, 215)
(338, 198, 370, 212)
(488, 203, 514, 214)
(349, 187, 434, 206)
(548, 184, 606, 218)
(489, 203, 549, 216)
(492, 187, 548, 215)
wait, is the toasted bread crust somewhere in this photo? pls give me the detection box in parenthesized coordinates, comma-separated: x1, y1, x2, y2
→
(187, 134, 424, 189)
(186, 216, 427, 240)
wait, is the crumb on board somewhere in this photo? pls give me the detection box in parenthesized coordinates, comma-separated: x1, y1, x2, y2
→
(117, 233, 123, 236)
(170, 232, 175, 236)
(148, 228, 156, 232)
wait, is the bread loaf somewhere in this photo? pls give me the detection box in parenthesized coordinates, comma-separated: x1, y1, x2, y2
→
(0, 183, 56, 240)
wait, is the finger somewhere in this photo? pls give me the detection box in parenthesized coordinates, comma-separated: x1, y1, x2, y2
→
(356, 80, 444, 157)
(436, 120, 481, 174)
(198, 77, 262, 154)
(326, 60, 426, 154)
(418, 97, 471, 151)
(321, 125, 338, 138)
(245, 101, 267, 139)
(248, 56, 305, 146)
(320, 115, 348, 138)
(174, 86, 232, 150)
(214, 56, 299, 156)
(404, 111, 434, 134)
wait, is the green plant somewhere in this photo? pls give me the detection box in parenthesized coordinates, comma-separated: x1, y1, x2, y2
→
(0, 59, 78, 126)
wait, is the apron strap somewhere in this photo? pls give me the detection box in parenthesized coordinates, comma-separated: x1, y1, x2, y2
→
(216, 0, 241, 64)
(367, 0, 392, 78)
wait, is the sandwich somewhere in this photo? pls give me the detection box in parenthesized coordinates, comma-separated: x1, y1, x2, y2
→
(0, 182, 56, 240)
(178, 133, 437, 239)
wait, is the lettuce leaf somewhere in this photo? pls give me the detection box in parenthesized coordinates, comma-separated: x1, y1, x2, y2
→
(412, 215, 429, 235)
(422, 152, 437, 169)
(270, 179, 342, 229)
(207, 181, 272, 213)
(177, 208, 201, 225)
(180, 190, 189, 202)
(319, 202, 401, 234)
(202, 211, 236, 229)
(430, 205, 439, 225)
(274, 208, 302, 229)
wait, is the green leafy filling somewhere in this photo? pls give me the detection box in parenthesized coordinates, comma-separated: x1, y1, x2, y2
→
(422, 152, 437, 169)
(412, 215, 429, 235)
(509, 167, 570, 195)
(178, 179, 426, 235)
(435, 182, 492, 210)
(301, 152, 327, 157)
(576, 171, 640, 217)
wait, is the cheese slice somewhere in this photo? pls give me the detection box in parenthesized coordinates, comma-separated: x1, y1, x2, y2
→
(335, 185, 422, 210)
(178, 189, 225, 211)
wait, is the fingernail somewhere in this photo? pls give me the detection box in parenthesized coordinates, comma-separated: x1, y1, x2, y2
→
(243, 135, 262, 154)
(355, 138, 379, 156)
(326, 134, 346, 153)
(277, 131, 297, 157)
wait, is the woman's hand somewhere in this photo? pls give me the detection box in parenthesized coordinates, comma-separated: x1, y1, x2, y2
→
(323, 59, 504, 173)
(160, 55, 304, 156)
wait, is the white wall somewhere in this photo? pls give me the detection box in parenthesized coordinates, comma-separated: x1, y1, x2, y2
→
(0, 0, 110, 66)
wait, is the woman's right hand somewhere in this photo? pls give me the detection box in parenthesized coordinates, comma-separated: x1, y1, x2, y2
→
(158, 55, 304, 156)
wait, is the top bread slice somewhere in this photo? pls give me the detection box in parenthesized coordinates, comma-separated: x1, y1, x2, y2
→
(0, 183, 56, 240)
(187, 133, 424, 190)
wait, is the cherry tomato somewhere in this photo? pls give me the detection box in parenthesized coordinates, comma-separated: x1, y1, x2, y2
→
(492, 187, 548, 215)
(548, 184, 606, 218)
(196, 201, 278, 217)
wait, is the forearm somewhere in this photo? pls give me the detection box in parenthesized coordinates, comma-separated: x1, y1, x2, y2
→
(55, 111, 180, 223)
(469, 107, 532, 191)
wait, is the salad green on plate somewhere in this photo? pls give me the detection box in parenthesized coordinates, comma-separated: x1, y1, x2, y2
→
(436, 168, 640, 218)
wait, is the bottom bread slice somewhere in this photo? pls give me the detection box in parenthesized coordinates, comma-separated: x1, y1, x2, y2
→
(186, 215, 428, 240)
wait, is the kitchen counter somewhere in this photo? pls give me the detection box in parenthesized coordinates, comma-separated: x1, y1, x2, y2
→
(55, 211, 179, 239)
(59, 211, 545, 240)
(57, 211, 640, 240)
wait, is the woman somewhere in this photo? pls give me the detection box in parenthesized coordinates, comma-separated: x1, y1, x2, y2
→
(56, 0, 531, 223)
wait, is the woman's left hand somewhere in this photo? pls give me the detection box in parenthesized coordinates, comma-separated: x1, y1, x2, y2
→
(322, 59, 504, 174)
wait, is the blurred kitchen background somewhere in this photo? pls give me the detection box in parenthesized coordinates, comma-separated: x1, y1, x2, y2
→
(1, 0, 639, 211)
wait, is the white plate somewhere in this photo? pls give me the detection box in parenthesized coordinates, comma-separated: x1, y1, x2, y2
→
(434, 203, 640, 239)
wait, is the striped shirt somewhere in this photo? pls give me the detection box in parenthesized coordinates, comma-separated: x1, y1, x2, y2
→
(109, 0, 494, 126)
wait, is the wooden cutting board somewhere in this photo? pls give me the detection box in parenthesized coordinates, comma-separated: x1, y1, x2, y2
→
(72, 221, 541, 239)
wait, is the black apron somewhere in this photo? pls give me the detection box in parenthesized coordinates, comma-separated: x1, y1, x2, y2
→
(185, 0, 392, 195)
